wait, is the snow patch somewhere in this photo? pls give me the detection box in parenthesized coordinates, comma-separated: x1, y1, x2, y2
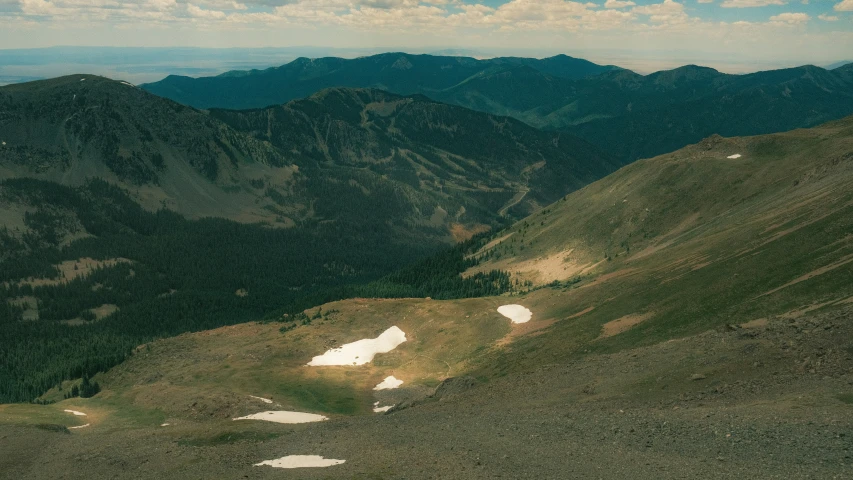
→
(373, 376, 404, 390)
(307, 326, 407, 366)
(161, 423, 170, 427)
(69, 423, 90, 429)
(233, 411, 328, 424)
(64, 409, 87, 416)
(727, 154, 742, 159)
(497, 305, 532, 324)
(120, 81, 135, 87)
(373, 405, 393, 413)
(254, 455, 345, 469)
(249, 395, 273, 404)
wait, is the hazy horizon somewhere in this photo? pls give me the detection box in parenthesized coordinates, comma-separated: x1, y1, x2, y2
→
(0, 45, 850, 87)
(1, 0, 852, 84)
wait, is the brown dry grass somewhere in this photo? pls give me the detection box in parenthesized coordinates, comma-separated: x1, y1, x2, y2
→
(18, 258, 132, 287)
(599, 312, 654, 338)
(449, 223, 490, 242)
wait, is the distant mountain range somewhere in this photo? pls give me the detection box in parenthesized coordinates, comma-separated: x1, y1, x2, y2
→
(142, 53, 853, 163)
(827, 60, 853, 70)
(141, 53, 621, 110)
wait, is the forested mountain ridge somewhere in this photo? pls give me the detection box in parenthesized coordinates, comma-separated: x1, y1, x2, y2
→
(0, 74, 286, 184)
(141, 52, 621, 110)
(559, 64, 853, 161)
(209, 87, 616, 220)
(0, 76, 615, 242)
(142, 54, 853, 164)
(434, 63, 853, 161)
(0, 74, 296, 225)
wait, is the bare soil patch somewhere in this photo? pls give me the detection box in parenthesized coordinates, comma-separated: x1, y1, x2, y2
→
(449, 222, 490, 242)
(599, 312, 654, 338)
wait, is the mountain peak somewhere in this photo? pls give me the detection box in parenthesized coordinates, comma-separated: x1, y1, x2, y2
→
(647, 64, 724, 86)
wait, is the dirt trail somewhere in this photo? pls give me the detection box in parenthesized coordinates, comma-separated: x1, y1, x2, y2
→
(498, 188, 529, 217)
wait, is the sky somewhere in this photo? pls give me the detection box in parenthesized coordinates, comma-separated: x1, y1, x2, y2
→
(0, 0, 852, 73)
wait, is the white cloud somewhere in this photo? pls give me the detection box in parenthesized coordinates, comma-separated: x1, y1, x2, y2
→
(720, 0, 785, 7)
(198, 0, 247, 10)
(19, 0, 58, 15)
(187, 3, 226, 18)
(604, 0, 636, 8)
(1, 0, 843, 47)
(833, 0, 853, 10)
(632, 0, 690, 24)
(769, 11, 809, 23)
(818, 13, 838, 20)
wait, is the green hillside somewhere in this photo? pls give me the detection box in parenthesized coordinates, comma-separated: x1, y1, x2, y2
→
(467, 115, 853, 371)
(209, 88, 616, 220)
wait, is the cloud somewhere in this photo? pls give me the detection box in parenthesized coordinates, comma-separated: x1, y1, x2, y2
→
(186, 3, 226, 18)
(604, 0, 635, 8)
(19, 0, 58, 15)
(720, 0, 785, 7)
(769, 11, 809, 23)
(1, 0, 837, 41)
(198, 0, 247, 9)
(833, 0, 853, 10)
(818, 13, 838, 20)
(632, 0, 690, 24)
(697, 0, 714, 3)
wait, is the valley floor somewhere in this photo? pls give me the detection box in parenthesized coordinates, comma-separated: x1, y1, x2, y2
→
(2, 304, 852, 479)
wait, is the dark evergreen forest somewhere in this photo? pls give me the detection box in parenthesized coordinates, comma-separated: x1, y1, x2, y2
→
(0, 178, 510, 403)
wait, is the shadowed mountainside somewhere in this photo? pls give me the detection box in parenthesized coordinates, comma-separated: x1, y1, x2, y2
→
(141, 52, 620, 110)
(143, 54, 853, 164)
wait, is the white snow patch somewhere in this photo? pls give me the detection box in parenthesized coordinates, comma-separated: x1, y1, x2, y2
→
(497, 305, 532, 324)
(373, 376, 404, 390)
(161, 423, 171, 427)
(233, 411, 328, 424)
(120, 81, 135, 87)
(69, 423, 90, 429)
(373, 405, 393, 413)
(249, 395, 273, 404)
(254, 455, 345, 469)
(727, 154, 742, 159)
(64, 409, 87, 416)
(80, 78, 85, 81)
(307, 326, 407, 366)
